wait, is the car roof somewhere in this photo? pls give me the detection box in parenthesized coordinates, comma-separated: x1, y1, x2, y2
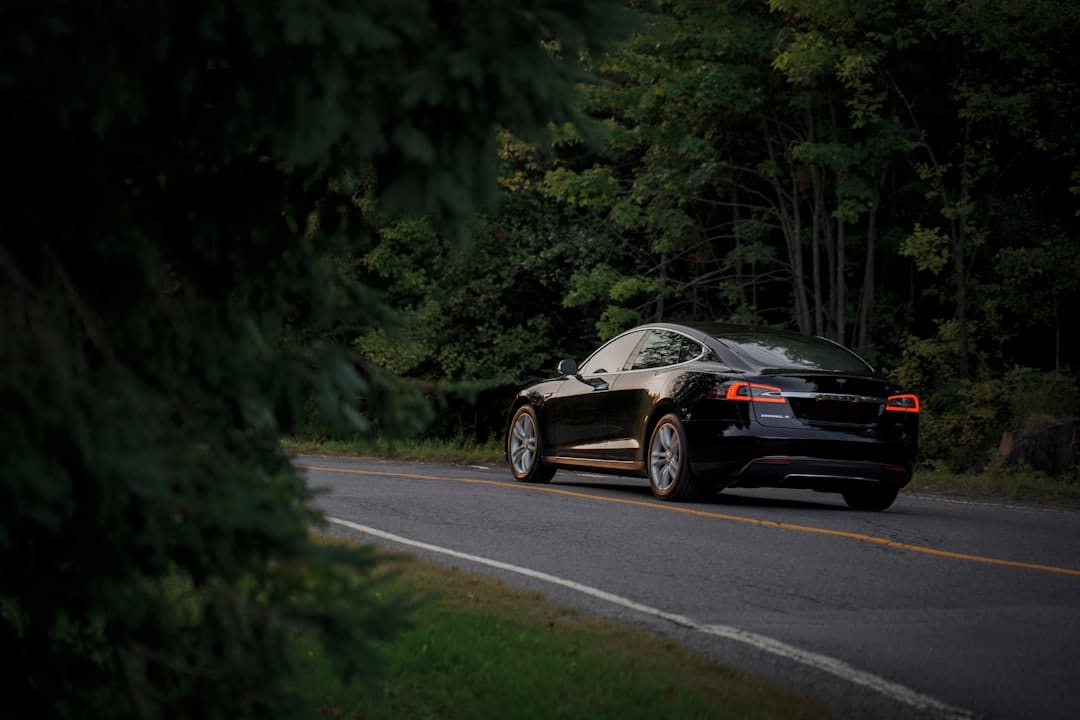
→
(627, 321, 873, 374)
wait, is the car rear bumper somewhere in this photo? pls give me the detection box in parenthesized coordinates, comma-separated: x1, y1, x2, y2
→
(685, 421, 914, 491)
(696, 455, 912, 490)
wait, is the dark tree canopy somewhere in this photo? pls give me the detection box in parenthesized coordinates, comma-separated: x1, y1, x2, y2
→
(0, 1, 629, 717)
(353, 0, 1080, 473)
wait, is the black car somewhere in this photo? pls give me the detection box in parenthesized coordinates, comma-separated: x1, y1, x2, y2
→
(505, 322, 919, 511)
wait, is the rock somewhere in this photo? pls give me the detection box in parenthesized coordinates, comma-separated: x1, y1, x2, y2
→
(991, 415, 1079, 477)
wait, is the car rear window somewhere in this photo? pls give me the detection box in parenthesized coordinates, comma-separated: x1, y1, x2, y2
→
(713, 333, 873, 375)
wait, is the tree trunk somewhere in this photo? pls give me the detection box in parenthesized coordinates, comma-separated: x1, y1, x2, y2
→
(955, 120, 971, 379)
(732, 188, 746, 310)
(811, 171, 824, 336)
(808, 110, 824, 336)
(836, 211, 846, 344)
(953, 228, 968, 378)
(857, 176, 882, 350)
(823, 186, 835, 338)
(791, 160, 811, 333)
(656, 252, 668, 321)
(1055, 301, 1061, 371)
(764, 122, 811, 334)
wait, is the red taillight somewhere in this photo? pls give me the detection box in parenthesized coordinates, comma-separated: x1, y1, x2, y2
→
(724, 381, 786, 404)
(885, 394, 920, 413)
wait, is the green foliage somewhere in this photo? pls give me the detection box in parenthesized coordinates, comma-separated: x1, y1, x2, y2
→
(611, 199, 648, 229)
(347, 175, 626, 437)
(914, 369, 1080, 473)
(597, 305, 647, 340)
(916, 379, 1004, 472)
(772, 30, 840, 86)
(995, 231, 1080, 332)
(563, 264, 625, 309)
(894, 325, 1080, 472)
(999, 368, 1080, 429)
(355, 196, 571, 383)
(543, 166, 621, 208)
(0, 0, 629, 717)
(900, 224, 951, 274)
(308, 0, 1080, 473)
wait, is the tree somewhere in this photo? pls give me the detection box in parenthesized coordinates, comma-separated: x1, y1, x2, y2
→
(541, 1, 794, 335)
(267, 0, 1080, 473)
(883, 0, 1080, 377)
(0, 1, 629, 716)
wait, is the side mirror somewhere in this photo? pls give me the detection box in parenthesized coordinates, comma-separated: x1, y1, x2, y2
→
(557, 358, 579, 376)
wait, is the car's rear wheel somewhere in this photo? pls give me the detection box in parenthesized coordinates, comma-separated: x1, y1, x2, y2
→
(508, 405, 555, 483)
(647, 414, 700, 501)
(842, 485, 899, 511)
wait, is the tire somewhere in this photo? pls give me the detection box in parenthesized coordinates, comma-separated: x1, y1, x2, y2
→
(842, 485, 899, 512)
(647, 413, 700, 501)
(507, 405, 555, 483)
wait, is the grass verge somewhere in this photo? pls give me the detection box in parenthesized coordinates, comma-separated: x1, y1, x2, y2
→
(907, 469, 1080, 508)
(282, 435, 504, 466)
(295, 543, 834, 720)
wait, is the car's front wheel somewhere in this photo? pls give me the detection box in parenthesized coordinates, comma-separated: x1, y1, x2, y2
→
(842, 485, 899, 511)
(647, 413, 701, 501)
(507, 405, 555, 483)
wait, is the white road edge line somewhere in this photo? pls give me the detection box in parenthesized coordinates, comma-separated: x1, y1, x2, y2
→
(327, 516, 974, 720)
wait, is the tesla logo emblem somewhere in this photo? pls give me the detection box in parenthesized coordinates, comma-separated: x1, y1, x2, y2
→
(836, 378, 846, 386)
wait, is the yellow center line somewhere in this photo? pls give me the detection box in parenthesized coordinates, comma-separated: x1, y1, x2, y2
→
(300, 463, 1080, 578)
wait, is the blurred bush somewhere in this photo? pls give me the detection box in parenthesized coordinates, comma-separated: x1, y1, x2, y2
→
(0, 1, 629, 717)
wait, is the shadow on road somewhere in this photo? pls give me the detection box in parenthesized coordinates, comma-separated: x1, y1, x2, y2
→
(552, 477, 848, 512)
(700, 490, 847, 512)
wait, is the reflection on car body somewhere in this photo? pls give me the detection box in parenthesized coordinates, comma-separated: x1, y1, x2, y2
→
(506, 322, 919, 511)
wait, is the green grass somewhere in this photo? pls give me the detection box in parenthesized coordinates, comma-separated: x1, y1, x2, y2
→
(282, 435, 504, 465)
(294, 546, 834, 720)
(907, 469, 1080, 508)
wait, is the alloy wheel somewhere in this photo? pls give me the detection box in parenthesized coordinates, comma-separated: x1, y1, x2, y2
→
(510, 412, 538, 475)
(649, 421, 681, 491)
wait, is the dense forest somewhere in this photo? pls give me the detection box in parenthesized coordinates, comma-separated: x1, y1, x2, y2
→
(352, 0, 1080, 475)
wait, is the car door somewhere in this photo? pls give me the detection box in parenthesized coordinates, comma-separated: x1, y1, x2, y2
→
(605, 329, 707, 462)
(546, 330, 646, 459)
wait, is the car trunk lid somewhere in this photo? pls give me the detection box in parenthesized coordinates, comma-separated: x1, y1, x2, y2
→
(748, 372, 895, 429)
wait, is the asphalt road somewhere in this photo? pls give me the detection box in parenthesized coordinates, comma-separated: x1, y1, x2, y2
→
(299, 454, 1080, 720)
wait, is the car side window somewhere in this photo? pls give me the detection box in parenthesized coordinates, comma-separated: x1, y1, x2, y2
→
(678, 334, 706, 363)
(579, 331, 646, 375)
(630, 330, 704, 370)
